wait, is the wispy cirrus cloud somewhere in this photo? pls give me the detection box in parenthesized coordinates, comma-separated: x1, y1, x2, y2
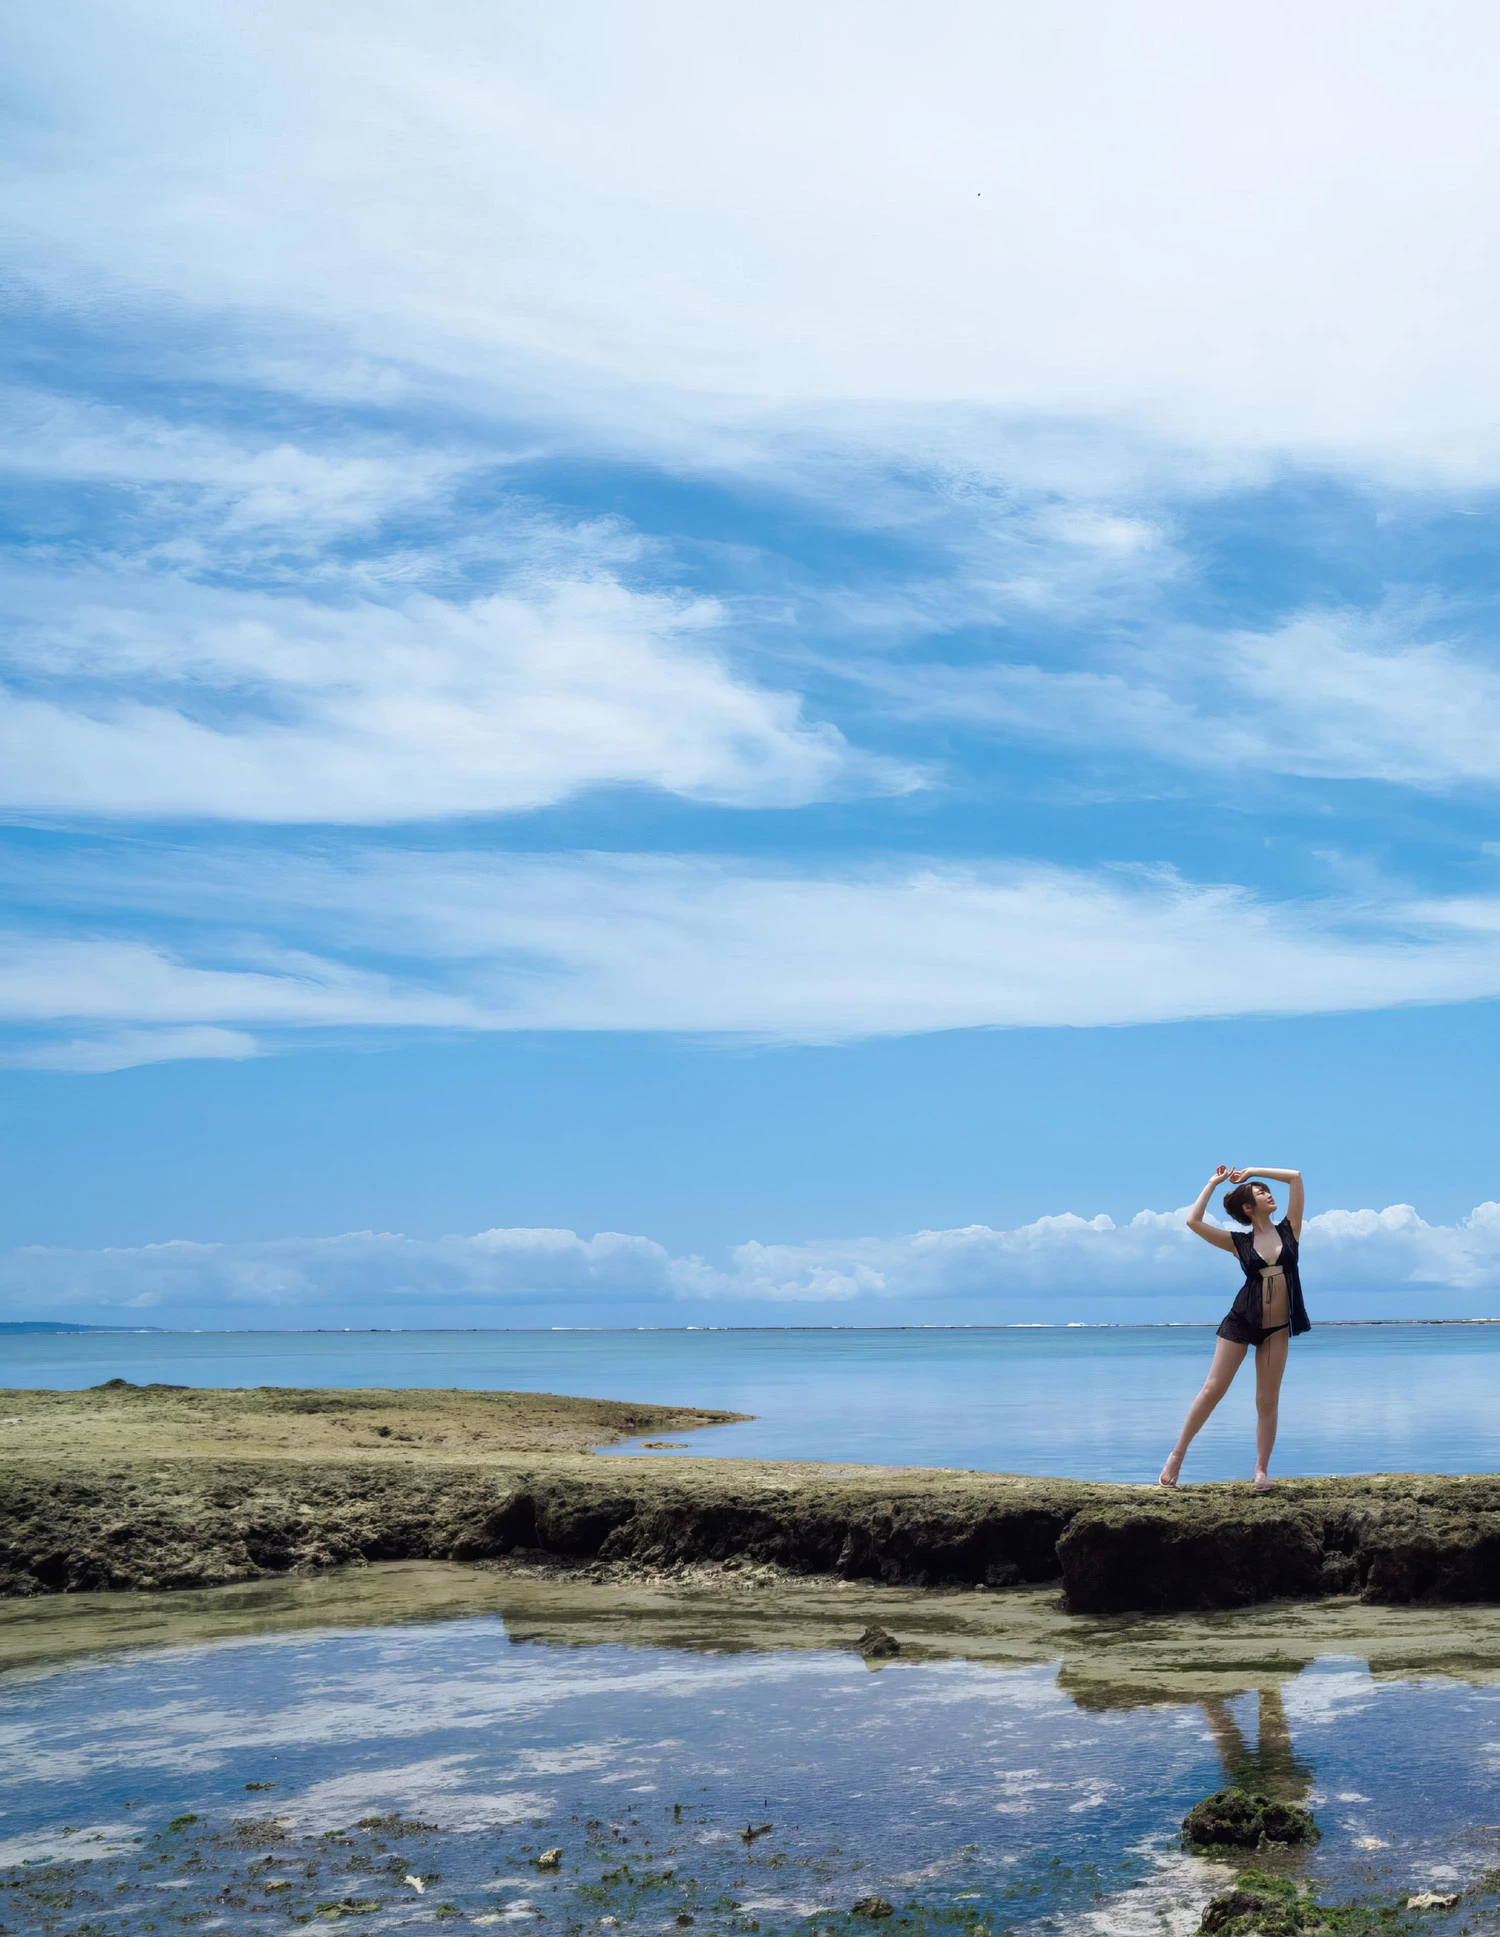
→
(863, 607, 1500, 792)
(14, 2, 1500, 480)
(9, 845, 1500, 1067)
(0, 388, 471, 554)
(0, 1025, 258, 1074)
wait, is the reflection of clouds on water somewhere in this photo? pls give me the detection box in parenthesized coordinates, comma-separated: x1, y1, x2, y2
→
(0, 1628, 900, 1786)
(0, 1822, 138, 1867)
(289, 1754, 552, 1831)
(1278, 1659, 1377, 1726)
(0, 1720, 233, 1786)
(885, 1663, 1070, 1713)
(508, 1743, 625, 1774)
(990, 1765, 1114, 1817)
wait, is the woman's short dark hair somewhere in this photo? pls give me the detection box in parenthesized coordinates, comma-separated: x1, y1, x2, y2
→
(1222, 1182, 1258, 1226)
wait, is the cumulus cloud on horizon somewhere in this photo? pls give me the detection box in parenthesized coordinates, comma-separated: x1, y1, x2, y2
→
(10, 1200, 1500, 1326)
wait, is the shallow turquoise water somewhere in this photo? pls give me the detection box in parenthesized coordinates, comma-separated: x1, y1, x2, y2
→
(6, 1324, 1500, 1482)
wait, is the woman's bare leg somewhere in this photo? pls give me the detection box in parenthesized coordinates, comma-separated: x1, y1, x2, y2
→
(1160, 1338, 1248, 1484)
(1253, 1330, 1290, 1489)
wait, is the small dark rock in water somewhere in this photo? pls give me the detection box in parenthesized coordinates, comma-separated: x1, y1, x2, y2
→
(855, 1624, 901, 1657)
(675, 1916, 695, 1926)
(534, 1847, 563, 1869)
(851, 1896, 894, 1919)
(1182, 1788, 1318, 1849)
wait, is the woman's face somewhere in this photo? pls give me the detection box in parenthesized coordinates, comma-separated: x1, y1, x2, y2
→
(1252, 1182, 1277, 1217)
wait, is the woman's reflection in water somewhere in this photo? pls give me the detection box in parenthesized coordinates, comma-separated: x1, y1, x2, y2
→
(1198, 1686, 1313, 1803)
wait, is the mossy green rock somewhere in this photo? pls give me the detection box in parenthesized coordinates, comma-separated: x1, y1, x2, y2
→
(1197, 1869, 1415, 1935)
(1182, 1790, 1319, 1850)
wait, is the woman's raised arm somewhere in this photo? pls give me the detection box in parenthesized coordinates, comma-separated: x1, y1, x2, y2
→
(1186, 1166, 1237, 1253)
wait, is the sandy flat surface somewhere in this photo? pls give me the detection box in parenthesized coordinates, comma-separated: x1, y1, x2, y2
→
(0, 1381, 748, 1465)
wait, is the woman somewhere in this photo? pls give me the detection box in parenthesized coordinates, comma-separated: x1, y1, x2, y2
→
(1158, 1164, 1309, 1492)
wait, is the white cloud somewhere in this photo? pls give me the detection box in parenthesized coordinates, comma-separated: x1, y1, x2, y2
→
(0, 389, 466, 550)
(11, 847, 1500, 1063)
(0, 571, 896, 820)
(9, 1201, 1500, 1318)
(0, 1025, 257, 1073)
(320, 852, 1500, 1035)
(13, 2, 1500, 480)
(0, 1225, 696, 1313)
(0, 933, 481, 1028)
(874, 609, 1500, 792)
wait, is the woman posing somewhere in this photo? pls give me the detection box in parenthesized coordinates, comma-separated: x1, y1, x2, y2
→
(1159, 1165, 1309, 1492)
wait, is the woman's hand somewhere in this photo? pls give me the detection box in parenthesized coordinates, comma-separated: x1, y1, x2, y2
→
(1188, 1166, 1238, 1252)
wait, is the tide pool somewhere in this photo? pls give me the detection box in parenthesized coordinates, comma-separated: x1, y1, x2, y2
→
(5, 1588, 1500, 1936)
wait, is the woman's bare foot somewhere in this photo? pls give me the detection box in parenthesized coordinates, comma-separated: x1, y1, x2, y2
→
(1252, 1471, 1275, 1492)
(1158, 1452, 1183, 1487)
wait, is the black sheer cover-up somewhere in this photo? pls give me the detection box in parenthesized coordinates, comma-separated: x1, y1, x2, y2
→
(1216, 1217, 1311, 1347)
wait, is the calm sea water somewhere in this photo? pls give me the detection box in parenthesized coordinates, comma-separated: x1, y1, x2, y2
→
(6, 1324, 1499, 1481)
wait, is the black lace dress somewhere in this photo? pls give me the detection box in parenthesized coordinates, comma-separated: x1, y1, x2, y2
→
(1216, 1217, 1311, 1346)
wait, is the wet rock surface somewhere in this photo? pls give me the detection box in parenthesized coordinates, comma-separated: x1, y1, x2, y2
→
(10, 1386, 1500, 1612)
(1200, 1885, 1275, 1933)
(1194, 1868, 1421, 1935)
(1182, 1789, 1320, 1850)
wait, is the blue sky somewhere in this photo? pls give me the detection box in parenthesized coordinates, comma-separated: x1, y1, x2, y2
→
(6, 0, 1500, 1328)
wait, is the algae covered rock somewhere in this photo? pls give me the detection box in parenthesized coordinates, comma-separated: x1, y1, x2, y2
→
(1182, 1789, 1319, 1850)
(1197, 1870, 1321, 1934)
(1200, 1888, 1273, 1934)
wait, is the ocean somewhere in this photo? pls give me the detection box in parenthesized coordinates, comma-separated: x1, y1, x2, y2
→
(6, 1321, 1500, 1482)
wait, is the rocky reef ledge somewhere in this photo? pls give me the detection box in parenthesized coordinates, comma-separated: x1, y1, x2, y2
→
(5, 1383, 1500, 1612)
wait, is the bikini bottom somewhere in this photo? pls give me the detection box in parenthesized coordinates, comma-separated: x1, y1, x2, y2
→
(1216, 1312, 1290, 1348)
(1218, 1265, 1289, 1348)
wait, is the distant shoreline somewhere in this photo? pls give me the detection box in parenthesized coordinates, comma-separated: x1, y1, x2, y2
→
(6, 1318, 1500, 1335)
